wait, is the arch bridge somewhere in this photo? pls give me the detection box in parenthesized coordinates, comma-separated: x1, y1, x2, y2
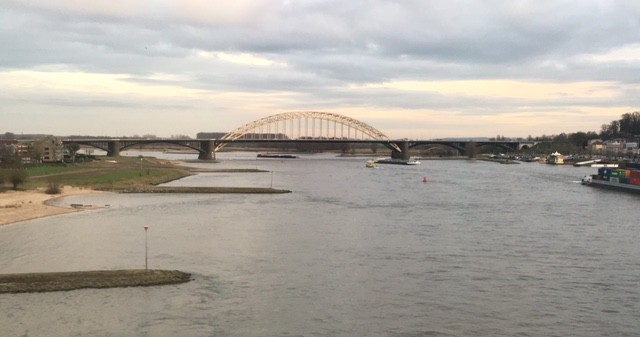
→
(63, 112, 535, 160)
(214, 111, 401, 156)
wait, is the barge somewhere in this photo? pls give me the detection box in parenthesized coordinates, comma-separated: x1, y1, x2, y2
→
(257, 153, 298, 159)
(375, 158, 421, 165)
(581, 163, 640, 193)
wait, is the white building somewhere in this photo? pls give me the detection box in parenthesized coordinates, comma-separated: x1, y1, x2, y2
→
(625, 142, 638, 154)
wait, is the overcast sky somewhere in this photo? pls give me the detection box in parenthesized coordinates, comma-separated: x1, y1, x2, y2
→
(2, 0, 639, 139)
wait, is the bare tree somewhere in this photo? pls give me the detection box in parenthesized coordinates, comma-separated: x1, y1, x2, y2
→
(66, 143, 81, 163)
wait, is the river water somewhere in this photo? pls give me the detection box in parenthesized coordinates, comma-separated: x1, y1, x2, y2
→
(1, 153, 639, 337)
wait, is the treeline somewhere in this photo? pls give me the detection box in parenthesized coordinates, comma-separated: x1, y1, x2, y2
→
(599, 111, 640, 139)
(522, 111, 640, 154)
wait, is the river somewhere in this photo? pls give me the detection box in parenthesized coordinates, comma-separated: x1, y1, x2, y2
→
(1, 152, 639, 337)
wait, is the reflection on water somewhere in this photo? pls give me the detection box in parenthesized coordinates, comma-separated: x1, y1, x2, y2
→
(1, 154, 639, 337)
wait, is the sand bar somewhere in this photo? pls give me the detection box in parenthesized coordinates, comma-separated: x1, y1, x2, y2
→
(0, 186, 102, 226)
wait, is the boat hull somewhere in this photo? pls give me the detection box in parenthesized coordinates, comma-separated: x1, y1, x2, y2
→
(590, 164, 618, 168)
(257, 154, 298, 159)
(574, 159, 618, 168)
(375, 159, 421, 165)
(582, 177, 640, 193)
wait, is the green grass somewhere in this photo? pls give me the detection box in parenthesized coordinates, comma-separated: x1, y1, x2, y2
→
(59, 169, 189, 189)
(20, 157, 191, 191)
(26, 166, 80, 176)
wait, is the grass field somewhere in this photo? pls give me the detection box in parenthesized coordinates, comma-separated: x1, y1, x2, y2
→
(27, 166, 81, 176)
(23, 156, 191, 191)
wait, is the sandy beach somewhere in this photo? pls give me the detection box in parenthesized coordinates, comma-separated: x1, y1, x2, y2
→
(0, 187, 102, 226)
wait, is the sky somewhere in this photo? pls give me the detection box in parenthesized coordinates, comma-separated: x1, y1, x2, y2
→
(1, 0, 640, 139)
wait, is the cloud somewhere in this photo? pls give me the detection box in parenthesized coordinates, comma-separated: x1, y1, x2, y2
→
(2, 0, 640, 138)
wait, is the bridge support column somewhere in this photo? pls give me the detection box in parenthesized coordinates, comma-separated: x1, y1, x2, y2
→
(391, 141, 410, 160)
(198, 140, 214, 160)
(107, 140, 120, 157)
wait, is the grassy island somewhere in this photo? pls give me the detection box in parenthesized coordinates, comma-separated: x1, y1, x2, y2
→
(23, 156, 192, 191)
(17, 156, 289, 193)
(0, 269, 191, 294)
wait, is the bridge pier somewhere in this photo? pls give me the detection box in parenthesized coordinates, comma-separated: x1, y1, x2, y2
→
(198, 140, 214, 160)
(391, 141, 410, 160)
(107, 140, 120, 157)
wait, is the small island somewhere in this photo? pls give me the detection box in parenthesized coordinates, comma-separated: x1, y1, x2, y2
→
(0, 269, 191, 294)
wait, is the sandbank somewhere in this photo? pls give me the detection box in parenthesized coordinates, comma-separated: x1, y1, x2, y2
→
(0, 186, 103, 226)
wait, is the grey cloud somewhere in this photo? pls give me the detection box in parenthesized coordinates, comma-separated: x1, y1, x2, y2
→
(4, 0, 640, 83)
(3, 0, 640, 137)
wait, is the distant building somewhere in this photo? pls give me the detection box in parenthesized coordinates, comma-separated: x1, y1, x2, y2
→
(604, 139, 624, 155)
(588, 139, 604, 153)
(34, 136, 65, 163)
(625, 142, 638, 154)
(0, 140, 36, 165)
(16, 142, 34, 164)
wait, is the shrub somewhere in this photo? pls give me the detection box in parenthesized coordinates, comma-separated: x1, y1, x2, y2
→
(45, 182, 62, 195)
(9, 169, 28, 190)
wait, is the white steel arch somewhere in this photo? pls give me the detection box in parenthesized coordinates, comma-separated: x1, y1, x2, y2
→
(215, 111, 395, 151)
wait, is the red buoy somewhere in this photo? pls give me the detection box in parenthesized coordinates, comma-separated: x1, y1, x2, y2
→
(422, 177, 428, 183)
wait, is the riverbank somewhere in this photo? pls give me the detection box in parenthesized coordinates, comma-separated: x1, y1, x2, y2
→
(0, 269, 191, 294)
(1, 157, 295, 225)
(0, 186, 104, 226)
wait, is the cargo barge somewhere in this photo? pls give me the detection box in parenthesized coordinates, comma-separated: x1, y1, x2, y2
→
(581, 163, 640, 193)
(257, 153, 298, 159)
(375, 158, 421, 165)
